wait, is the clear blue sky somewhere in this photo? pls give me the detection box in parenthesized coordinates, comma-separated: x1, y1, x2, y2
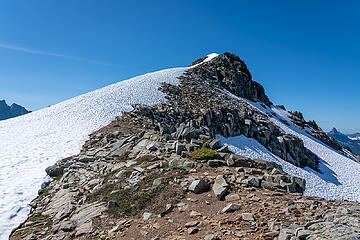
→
(0, 0, 359, 133)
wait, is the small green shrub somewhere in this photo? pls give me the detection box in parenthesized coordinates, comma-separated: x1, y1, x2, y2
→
(289, 111, 304, 120)
(307, 120, 319, 130)
(190, 147, 215, 160)
(344, 145, 352, 152)
(189, 57, 207, 66)
(276, 105, 286, 111)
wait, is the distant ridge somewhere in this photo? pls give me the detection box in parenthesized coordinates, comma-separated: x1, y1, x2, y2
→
(328, 127, 360, 155)
(0, 100, 30, 120)
(348, 132, 360, 141)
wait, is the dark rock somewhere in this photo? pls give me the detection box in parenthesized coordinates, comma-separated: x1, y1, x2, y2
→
(208, 160, 226, 168)
(45, 165, 64, 178)
(208, 139, 221, 150)
(222, 203, 241, 213)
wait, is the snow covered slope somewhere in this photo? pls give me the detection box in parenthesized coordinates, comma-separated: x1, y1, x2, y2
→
(0, 67, 186, 239)
(221, 92, 360, 202)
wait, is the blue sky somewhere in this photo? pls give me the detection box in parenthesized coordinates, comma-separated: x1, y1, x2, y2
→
(0, 0, 359, 133)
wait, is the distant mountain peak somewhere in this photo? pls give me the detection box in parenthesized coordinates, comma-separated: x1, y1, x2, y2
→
(329, 127, 340, 134)
(0, 99, 30, 120)
(328, 127, 360, 155)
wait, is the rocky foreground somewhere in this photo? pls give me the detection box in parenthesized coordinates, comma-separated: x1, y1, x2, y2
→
(10, 53, 360, 240)
(11, 126, 360, 240)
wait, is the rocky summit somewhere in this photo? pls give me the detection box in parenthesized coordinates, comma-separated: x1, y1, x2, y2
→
(10, 53, 360, 240)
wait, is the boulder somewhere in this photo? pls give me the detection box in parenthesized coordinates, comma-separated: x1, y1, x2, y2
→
(188, 179, 209, 194)
(222, 203, 241, 213)
(176, 142, 186, 155)
(212, 175, 228, 200)
(245, 177, 260, 188)
(45, 165, 64, 178)
(242, 213, 255, 221)
(208, 139, 221, 150)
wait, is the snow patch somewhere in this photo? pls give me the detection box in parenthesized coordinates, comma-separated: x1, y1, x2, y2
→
(0, 67, 186, 239)
(203, 53, 219, 63)
(222, 90, 360, 202)
(190, 53, 219, 68)
(349, 136, 360, 141)
(342, 148, 358, 162)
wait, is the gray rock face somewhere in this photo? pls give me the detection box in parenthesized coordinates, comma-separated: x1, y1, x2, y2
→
(245, 177, 260, 188)
(204, 234, 219, 240)
(175, 142, 186, 155)
(207, 138, 221, 150)
(221, 203, 241, 213)
(212, 175, 228, 200)
(10, 53, 350, 240)
(188, 179, 209, 194)
(242, 212, 255, 221)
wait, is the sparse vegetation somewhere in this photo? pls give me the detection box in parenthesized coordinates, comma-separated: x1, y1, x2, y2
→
(344, 145, 352, 152)
(280, 119, 290, 126)
(308, 120, 319, 130)
(88, 169, 184, 218)
(189, 56, 207, 66)
(190, 147, 215, 160)
(289, 110, 305, 121)
(276, 105, 286, 111)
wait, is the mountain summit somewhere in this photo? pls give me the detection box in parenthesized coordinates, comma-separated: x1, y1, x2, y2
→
(0, 100, 30, 120)
(3, 53, 360, 240)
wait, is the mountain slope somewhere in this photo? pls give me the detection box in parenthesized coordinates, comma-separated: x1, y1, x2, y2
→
(2, 52, 360, 239)
(0, 67, 185, 239)
(0, 100, 30, 120)
(221, 98, 360, 201)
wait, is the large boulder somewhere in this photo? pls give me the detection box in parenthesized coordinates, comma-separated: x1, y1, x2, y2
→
(45, 164, 64, 178)
(212, 175, 228, 200)
(188, 180, 209, 194)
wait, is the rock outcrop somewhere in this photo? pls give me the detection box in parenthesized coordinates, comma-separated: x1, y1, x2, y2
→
(156, 53, 318, 170)
(287, 113, 343, 152)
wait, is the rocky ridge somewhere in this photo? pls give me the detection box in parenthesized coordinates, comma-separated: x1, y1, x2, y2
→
(10, 53, 360, 240)
(286, 113, 343, 152)
(159, 53, 318, 169)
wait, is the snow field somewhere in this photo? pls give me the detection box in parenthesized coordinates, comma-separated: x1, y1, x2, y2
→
(0, 67, 186, 239)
